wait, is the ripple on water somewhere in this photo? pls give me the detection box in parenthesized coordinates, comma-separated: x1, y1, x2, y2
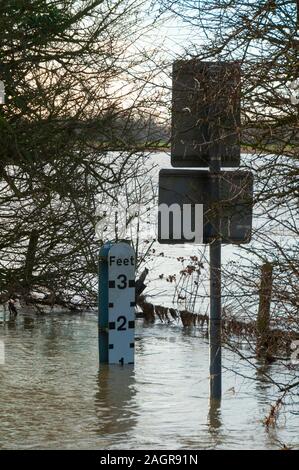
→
(0, 314, 298, 449)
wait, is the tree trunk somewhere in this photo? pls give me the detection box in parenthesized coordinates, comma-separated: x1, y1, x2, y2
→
(23, 230, 39, 290)
(256, 262, 273, 355)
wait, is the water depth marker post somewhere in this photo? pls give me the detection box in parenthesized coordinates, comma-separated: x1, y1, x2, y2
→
(98, 241, 136, 365)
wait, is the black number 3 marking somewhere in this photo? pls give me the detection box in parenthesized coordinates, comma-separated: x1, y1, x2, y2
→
(117, 274, 127, 289)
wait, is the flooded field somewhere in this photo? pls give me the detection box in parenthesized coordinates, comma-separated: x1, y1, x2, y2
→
(0, 313, 297, 449)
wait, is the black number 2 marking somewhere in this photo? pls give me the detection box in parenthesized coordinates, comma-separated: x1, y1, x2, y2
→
(117, 316, 127, 331)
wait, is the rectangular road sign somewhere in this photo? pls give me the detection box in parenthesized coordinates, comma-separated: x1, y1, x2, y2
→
(158, 169, 253, 244)
(171, 60, 241, 167)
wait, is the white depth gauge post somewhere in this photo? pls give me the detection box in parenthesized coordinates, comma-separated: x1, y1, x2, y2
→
(98, 242, 136, 365)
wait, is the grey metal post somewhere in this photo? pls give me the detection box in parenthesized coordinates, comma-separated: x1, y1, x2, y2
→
(209, 152, 222, 401)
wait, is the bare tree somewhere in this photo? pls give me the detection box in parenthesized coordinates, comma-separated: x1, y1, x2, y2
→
(0, 0, 166, 309)
(151, 0, 299, 431)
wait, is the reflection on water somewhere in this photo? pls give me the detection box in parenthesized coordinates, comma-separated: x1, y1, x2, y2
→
(95, 365, 136, 438)
(207, 400, 223, 449)
(0, 313, 298, 449)
(208, 400, 222, 431)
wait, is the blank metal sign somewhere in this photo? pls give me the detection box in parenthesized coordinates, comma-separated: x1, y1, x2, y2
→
(158, 169, 253, 244)
(171, 60, 241, 167)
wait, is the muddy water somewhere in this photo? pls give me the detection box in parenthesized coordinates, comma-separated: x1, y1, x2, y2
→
(0, 313, 297, 449)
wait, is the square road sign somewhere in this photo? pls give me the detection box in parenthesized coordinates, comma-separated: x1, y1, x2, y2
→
(171, 60, 241, 167)
(158, 169, 253, 244)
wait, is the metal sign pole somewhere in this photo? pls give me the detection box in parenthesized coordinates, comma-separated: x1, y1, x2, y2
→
(164, 59, 247, 403)
(209, 154, 222, 401)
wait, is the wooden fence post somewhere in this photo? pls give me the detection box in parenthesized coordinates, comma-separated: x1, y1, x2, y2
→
(256, 262, 273, 355)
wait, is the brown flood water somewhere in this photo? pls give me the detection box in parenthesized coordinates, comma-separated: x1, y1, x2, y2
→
(0, 313, 298, 449)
